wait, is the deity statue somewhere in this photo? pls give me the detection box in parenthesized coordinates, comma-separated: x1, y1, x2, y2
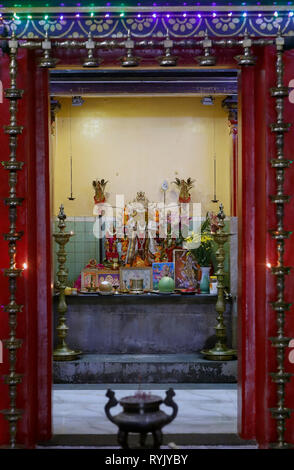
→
(122, 192, 157, 267)
(93, 178, 108, 204)
(172, 177, 195, 203)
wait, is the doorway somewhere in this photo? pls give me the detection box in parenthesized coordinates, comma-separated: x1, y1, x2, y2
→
(49, 67, 243, 447)
(1, 43, 293, 449)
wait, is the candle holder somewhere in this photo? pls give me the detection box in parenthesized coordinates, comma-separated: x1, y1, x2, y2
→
(196, 30, 216, 67)
(201, 203, 237, 361)
(120, 30, 140, 67)
(53, 204, 82, 361)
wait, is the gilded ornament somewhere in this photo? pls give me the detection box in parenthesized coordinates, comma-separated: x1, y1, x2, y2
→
(172, 177, 195, 203)
(93, 178, 108, 204)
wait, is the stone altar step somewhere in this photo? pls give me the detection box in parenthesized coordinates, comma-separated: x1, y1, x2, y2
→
(53, 353, 237, 384)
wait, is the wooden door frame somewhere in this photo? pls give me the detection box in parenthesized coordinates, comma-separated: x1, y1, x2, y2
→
(0, 45, 294, 448)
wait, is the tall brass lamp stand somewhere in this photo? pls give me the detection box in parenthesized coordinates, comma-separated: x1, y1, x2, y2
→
(53, 204, 82, 361)
(201, 203, 237, 361)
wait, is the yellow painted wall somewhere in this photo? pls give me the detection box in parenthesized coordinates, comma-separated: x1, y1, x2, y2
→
(52, 96, 231, 217)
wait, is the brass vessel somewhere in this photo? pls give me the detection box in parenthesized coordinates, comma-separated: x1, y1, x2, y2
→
(86, 274, 97, 292)
(129, 279, 144, 294)
(53, 205, 82, 361)
(201, 204, 237, 361)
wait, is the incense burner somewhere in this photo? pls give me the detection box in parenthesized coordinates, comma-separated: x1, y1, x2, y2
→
(105, 388, 178, 449)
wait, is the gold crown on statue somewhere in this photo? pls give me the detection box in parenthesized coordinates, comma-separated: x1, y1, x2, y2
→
(133, 191, 149, 208)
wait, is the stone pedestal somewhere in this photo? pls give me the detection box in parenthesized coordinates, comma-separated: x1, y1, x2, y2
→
(53, 294, 236, 383)
(53, 294, 233, 354)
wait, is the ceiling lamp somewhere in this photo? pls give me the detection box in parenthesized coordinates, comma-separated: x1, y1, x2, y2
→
(72, 96, 84, 106)
(201, 96, 215, 106)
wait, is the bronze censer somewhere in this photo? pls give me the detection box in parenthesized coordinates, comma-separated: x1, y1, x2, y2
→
(105, 388, 178, 449)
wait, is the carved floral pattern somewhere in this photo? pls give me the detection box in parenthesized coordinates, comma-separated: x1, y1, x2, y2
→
(211, 17, 241, 32)
(249, 15, 289, 35)
(163, 17, 201, 36)
(1, 15, 294, 39)
(79, 18, 118, 37)
(85, 19, 115, 33)
(121, 17, 157, 36)
(168, 17, 197, 32)
(125, 18, 153, 32)
(206, 17, 245, 36)
(38, 19, 67, 33)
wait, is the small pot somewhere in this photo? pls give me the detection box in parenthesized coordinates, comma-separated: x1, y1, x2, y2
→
(129, 279, 144, 293)
(98, 280, 113, 293)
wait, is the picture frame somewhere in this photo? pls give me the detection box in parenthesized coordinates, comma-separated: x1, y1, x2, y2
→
(152, 262, 175, 290)
(119, 267, 153, 291)
(81, 268, 99, 290)
(173, 249, 198, 290)
(97, 270, 120, 288)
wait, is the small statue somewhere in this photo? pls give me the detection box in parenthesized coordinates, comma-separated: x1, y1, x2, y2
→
(172, 177, 195, 203)
(120, 238, 129, 263)
(93, 179, 108, 204)
(104, 235, 119, 264)
(207, 211, 220, 233)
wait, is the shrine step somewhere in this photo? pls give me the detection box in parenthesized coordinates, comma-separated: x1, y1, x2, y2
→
(53, 353, 237, 384)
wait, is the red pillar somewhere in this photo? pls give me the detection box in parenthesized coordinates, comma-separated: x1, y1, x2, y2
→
(0, 49, 52, 447)
(238, 45, 294, 446)
(237, 64, 258, 440)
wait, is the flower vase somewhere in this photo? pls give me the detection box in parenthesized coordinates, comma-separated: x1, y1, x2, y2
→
(200, 266, 210, 294)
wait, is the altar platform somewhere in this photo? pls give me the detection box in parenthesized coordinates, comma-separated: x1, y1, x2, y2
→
(53, 293, 236, 383)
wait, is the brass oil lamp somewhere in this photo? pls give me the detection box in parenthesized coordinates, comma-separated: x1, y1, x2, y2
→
(201, 203, 237, 361)
(53, 204, 82, 361)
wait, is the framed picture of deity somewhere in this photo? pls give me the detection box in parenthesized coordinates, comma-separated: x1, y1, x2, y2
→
(81, 268, 99, 291)
(152, 262, 175, 290)
(119, 267, 153, 291)
(97, 270, 120, 288)
(173, 249, 198, 290)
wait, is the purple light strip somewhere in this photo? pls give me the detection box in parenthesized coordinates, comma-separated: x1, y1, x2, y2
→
(1, 10, 294, 22)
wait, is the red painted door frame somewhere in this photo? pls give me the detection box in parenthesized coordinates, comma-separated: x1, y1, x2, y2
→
(237, 46, 294, 445)
(0, 49, 52, 447)
(0, 46, 294, 448)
